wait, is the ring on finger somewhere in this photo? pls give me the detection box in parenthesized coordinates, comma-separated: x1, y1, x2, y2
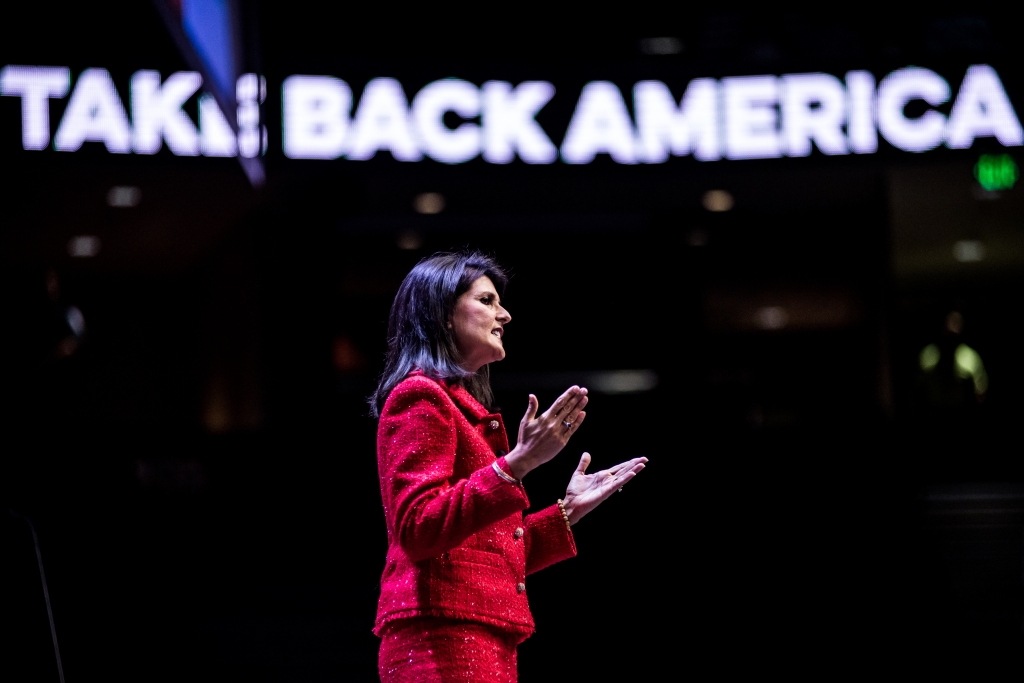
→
(562, 420, 573, 429)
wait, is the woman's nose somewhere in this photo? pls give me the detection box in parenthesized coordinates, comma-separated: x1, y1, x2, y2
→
(498, 306, 511, 323)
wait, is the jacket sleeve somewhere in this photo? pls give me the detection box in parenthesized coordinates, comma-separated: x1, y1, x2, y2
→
(524, 504, 577, 575)
(378, 378, 530, 562)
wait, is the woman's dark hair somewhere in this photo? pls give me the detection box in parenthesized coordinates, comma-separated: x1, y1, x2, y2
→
(369, 251, 508, 417)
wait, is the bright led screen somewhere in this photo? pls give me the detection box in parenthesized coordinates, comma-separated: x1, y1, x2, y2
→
(1, 64, 1021, 163)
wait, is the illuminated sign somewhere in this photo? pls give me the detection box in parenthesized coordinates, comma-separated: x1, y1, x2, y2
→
(0, 66, 265, 158)
(2, 64, 1021, 164)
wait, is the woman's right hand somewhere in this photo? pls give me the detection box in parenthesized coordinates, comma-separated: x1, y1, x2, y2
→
(504, 386, 588, 480)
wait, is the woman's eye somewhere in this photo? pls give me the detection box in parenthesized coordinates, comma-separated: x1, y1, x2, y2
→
(481, 297, 493, 305)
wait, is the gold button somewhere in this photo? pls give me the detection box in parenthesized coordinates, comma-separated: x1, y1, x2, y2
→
(516, 582, 526, 593)
(514, 527, 524, 539)
(489, 420, 499, 430)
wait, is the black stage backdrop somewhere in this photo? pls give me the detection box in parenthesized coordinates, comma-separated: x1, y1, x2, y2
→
(3, 4, 1024, 681)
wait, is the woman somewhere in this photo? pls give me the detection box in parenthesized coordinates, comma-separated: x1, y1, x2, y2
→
(370, 251, 647, 682)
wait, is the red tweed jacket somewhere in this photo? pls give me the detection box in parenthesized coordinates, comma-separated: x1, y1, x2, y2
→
(374, 372, 577, 636)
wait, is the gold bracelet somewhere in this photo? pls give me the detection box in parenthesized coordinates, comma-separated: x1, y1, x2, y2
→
(492, 460, 521, 485)
(556, 499, 572, 531)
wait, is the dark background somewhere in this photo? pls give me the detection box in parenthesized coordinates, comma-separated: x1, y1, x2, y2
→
(2, 4, 1023, 680)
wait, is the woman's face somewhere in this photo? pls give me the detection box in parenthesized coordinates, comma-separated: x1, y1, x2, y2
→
(451, 275, 511, 372)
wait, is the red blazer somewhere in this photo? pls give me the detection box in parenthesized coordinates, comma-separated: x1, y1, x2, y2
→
(374, 372, 577, 636)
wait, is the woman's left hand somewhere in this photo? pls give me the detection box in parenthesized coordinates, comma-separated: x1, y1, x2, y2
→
(562, 453, 647, 526)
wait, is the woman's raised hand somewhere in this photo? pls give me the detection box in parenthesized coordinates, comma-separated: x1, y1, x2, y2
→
(503, 386, 588, 480)
(562, 453, 647, 526)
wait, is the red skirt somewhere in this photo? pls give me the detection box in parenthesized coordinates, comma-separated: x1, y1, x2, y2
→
(378, 617, 521, 683)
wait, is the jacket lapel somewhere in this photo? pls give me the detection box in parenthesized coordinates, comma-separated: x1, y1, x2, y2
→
(445, 382, 510, 456)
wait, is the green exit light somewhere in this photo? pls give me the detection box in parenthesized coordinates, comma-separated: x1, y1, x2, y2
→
(974, 154, 1019, 191)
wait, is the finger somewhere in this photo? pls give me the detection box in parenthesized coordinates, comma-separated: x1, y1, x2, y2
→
(575, 452, 592, 475)
(594, 461, 643, 488)
(611, 463, 645, 491)
(562, 394, 589, 426)
(604, 463, 629, 477)
(546, 386, 584, 419)
(620, 457, 648, 472)
(605, 457, 647, 476)
(548, 386, 578, 417)
(521, 394, 538, 424)
(561, 387, 588, 417)
(564, 410, 586, 434)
